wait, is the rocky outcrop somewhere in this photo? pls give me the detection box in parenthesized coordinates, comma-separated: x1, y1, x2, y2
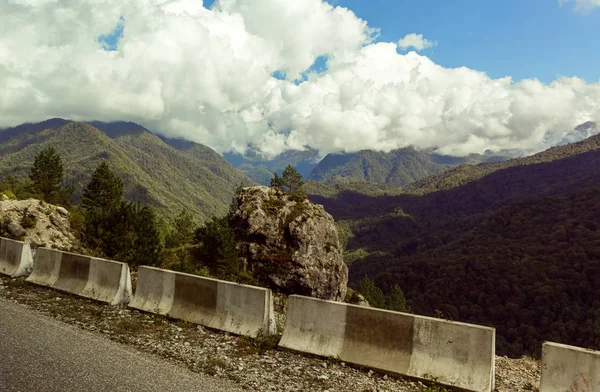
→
(0, 198, 78, 250)
(232, 186, 347, 301)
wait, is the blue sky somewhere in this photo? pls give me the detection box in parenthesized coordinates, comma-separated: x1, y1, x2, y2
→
(202, 0, 600, 83)
(335, 0, 600, 83)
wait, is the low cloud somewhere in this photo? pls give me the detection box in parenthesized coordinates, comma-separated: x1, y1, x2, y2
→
(398, 33, 436, 51)
(0, 0, 599, 158)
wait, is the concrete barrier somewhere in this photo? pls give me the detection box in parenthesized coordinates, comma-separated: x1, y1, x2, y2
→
(540, 342, 600, 392)
(27, 248, 131, 305)
(279, 295, 495, 392)
(130, 266, 276, 337)
(0, 237, 33, 277)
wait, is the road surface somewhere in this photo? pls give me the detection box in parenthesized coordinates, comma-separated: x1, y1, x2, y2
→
(0, 298, 241, 391)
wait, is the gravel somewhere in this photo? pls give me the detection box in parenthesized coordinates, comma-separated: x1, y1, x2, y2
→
(0, 275, 541, 391)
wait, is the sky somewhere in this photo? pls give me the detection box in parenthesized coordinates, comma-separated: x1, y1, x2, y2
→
(1, 0, 599, 158)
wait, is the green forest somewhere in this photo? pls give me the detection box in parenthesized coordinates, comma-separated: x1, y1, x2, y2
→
(312, 146, 600, 358)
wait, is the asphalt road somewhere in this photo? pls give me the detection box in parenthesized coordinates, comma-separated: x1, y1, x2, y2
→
(0, 298, 241, 392)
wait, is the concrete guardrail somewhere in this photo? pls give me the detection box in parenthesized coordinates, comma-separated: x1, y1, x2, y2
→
(27, 247, 132, 305)
(540, 342, 600, 392)
(130, 266, 276, 338)
(0, 237, 34, 278)
(279, 295, 495, 392)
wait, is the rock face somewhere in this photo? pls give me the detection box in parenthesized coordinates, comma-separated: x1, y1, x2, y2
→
(0, 198, 78, 250)
(232, 186, 348, 301)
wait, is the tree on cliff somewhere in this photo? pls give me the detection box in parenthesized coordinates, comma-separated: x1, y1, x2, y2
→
(29, 147, 66, 203)
(270, 165, 306, 200)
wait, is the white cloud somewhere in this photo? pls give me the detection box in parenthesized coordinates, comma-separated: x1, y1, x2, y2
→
(398, 33, 436, 51)
(0, 0, 599, 159)
(560, 0, 600, 12)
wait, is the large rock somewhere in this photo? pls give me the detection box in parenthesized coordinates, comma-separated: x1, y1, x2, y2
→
(232, 186, 348, 301)
(0, 198, 78, 250)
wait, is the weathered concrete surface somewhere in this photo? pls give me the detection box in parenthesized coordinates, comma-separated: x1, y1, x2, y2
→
(26, 248, 132, 305)
(279, 295, 495, 392)
(26, 247, 63, 287)
(0, 237, 33, 277)
(130, 266, 276, 337)
(129, 265, 176, 315)
(0, 297, 242, 392)
(540, 342, 600, 392)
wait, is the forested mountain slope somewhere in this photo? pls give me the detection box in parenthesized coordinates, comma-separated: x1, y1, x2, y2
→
(0, 120, 251, 220)
(309, 146, 600, 357)
(223, 148, 319, 185)
(308, 147, 505, 187)
(404, 132, 600, 195)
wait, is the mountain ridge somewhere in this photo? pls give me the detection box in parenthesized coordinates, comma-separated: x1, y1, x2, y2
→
(0, 120, 252, 220)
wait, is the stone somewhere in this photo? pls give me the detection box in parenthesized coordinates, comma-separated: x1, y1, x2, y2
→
(56, 207, 69, 216)
(7, 223, 25, 237)
(0, 198, 78, 250)
(232, 186, 348, 301)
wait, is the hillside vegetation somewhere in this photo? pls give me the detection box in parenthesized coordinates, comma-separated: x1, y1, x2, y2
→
(308, 147, 504, 187)
(404, 133, 600, 195)
(0, 120, 252, 220)
(309, 141, 600, 358)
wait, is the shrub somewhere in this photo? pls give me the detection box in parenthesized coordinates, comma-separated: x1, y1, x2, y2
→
(20, 211, 37, 229)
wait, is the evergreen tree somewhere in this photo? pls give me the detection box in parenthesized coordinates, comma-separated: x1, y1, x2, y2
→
(29, 147, 64, 202)
(132, 205, 163, 266)
(195, 216, 239, 278)
(81, 162, 123, 212)
(270, 165, 306, 200)
(385, 284, 411, 313)
(165, 208, 196, 248)
(358, 276, 386, 308)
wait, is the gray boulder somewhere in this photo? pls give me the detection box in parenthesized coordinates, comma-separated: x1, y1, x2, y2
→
(7, 223, 25, 238)
(232, 186, 348, 301)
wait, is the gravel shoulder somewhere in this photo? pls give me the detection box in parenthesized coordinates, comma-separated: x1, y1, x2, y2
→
(0, 276, 540, 391)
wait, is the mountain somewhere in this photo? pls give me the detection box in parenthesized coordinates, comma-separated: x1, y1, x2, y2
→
(223, 148, 319, 185)
(308, 147, 505, 187)
(404, 131, 600, 195)
(0, 120, 252, 220)
(557, 121, 599, 146)
(308, 140, 600, 358)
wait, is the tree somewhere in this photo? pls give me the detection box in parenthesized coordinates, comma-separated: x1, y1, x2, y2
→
(358, 276, 386, 308)
(29, 147, 64, 202)
(81, 162, 123, 212)
(89, 201, 163, 267)
(165, 208, 196, 248)
(385, 284, 411, 313)
(270, 165, 306, 200)
(194, 216, 240, 279)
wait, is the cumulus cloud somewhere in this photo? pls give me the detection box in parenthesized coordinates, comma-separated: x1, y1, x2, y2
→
(0, 0, 599, 158)
(398, 33, 436, 51)
(560, 0, 600, 13)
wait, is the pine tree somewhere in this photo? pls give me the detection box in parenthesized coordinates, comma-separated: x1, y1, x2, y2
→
(29, 147, 64, 202)
(385, 284, 411, 313)
(81, 162, 123, 212)
(358, 275, 386, 308)
(270, 165, 306, 200)
(195, 216, 239, 278)
(165, 208, 196, 248)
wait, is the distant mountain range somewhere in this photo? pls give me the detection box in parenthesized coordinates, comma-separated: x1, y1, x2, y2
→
(224, 122, 597, 189)
(557, 121, 598, 146)
(308, 131, 600, 358)
(308, 147, 506, 187)
(0, 119, 252, 220)
(223, 147, 319, 185)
